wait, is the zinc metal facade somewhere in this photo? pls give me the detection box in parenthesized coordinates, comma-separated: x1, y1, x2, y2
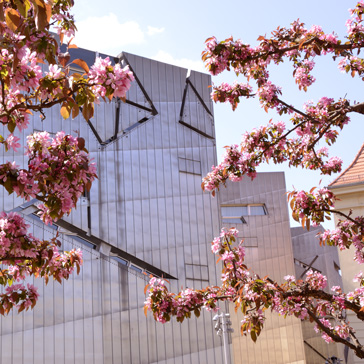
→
(0, 50, 226, 364)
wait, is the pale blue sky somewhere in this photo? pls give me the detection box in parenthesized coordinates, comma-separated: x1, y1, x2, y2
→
(71, 1, 363, 227)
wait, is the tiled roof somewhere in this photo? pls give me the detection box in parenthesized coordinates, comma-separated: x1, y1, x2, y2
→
(329, 142, 364, 187)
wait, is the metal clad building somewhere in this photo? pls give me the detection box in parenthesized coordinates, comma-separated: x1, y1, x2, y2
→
(0, 50, 226, 364)
(0, 49, 322, 363)
(219, 176, 306, 364)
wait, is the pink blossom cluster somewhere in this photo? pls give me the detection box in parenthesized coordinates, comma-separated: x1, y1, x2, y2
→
(0, 132, 97, 224)
(306, 269, 328, 290)
(318, 217, 364, 263)
(4, 134, 21, 152)
(338, 56, 364, 79)
(144, 276, 222, 323)
(0, 2, 74, 133)
(211, 228, 239, 254)
(0, 283, 39, 315)
(211, 82, 253, 110)
(321, 156, 343, 175)
(88, 57, 135, 100)
(51, 13, 76, 39)
(256, 81, 282, 111)
(290, 188, 335, 225)
(202, 121, 290, 192)
(346, 2, 364, 44)
(347, 286, 364, 307)
(203, 36, 254, 76)
(294, 97, 350, 145)
(294, 60, 316, 90)
(145, 228, 247, 323)
(0, 211, 82, 314)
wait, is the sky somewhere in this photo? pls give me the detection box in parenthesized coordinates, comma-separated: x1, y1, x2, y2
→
(71, 1, 363, 228)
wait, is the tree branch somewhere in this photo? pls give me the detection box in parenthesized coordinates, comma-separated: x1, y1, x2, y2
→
(350, 102, 364, 115)
(306, 308, 364, 359)
(321, 208, 360, 225)
(283, 286, 364, 320)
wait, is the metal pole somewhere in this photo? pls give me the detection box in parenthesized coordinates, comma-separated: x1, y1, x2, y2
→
(221, 313, 233, 364)
(213, 312, 233, 364)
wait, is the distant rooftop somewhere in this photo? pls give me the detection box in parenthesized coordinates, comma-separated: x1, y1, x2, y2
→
(330, 142, 364, 188)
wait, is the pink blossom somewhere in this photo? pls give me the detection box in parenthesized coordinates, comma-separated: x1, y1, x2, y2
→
(4, 134, 21, 152)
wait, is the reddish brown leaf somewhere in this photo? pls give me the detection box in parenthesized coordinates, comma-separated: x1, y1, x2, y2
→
(58, 52, 70, 67)
(5, 8, 21, 32)
(60, 102, 71, 120)
(72, 58, 90, 73)
(85, 181, 92, 192)
(34, 2, 48, 30)
(71, 104, 79, 119)
(82, 102, 94, 120)
(77, 137, 85, 150)
(0, 4, 5, 22)
(144, 284, 150, 295)
(306, 218, 310, 231)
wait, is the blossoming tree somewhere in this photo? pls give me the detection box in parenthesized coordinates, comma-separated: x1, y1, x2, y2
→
(0, 0, 133, 314)
(145, 1, 364, 359)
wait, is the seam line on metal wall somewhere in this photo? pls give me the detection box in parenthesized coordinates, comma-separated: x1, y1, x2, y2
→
(118, 53, 158, 116)
(179, 77, 214, 139)
(179, 120, 214, 139)
(20, 213, 174, 281)
(186, 78, 213, 117)
(303, 340, 328, 361)
(54, 218, 176, 280)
